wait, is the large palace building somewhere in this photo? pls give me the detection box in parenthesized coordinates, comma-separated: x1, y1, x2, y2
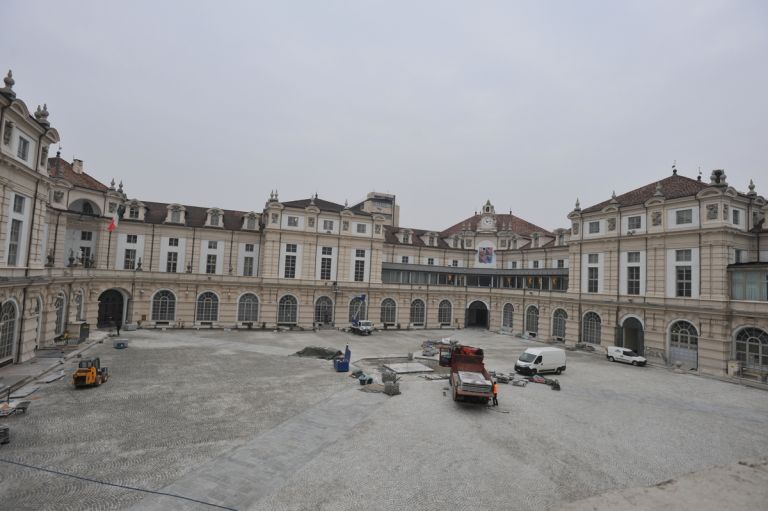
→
(1, 72, 767, 380)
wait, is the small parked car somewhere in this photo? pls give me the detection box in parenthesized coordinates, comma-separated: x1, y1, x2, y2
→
(606, 346, 646, 366)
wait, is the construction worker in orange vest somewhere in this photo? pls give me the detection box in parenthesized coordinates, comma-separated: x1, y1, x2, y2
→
(492, 380, 498, 406)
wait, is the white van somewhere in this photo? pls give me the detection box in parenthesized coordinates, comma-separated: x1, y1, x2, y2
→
(514, 347, 567, 375)
(606, 346, 646, 366)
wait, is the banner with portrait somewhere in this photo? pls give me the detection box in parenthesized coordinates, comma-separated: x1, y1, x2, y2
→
(478, 246, 494, 264)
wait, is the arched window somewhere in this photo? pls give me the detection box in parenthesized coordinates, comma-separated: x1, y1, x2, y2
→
(552, 309, 568, 339)
(152, 290, 176, 322)
(525, 305, 539, 336)
(735, 327, 768, 371)
(502, 303, 513, 328)
(410, 299, 425, 326)
(82, 202, 94, 215)
(278, 295, 298, 324)
(238, 293, 259, 322)
(74, 290, 84, 321)
(349, 297, 367, 322)
(582, 312, 602, 344)
(196, 292, 219, 322)
(314, 296, 333, 324)
(381, 298, 396, 325)
(438, 300, 452, 326)
(0, 301, 18, 360)
(670, 320, 698, 350)
(54, 294, 66, 336)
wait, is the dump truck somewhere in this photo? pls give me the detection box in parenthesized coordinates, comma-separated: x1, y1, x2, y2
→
(440, 344, 493, 404)
(72, 357, 109, 388)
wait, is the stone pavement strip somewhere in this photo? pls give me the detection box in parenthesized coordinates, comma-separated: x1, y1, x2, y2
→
(558, 459, 768, 511)
(129, 387, 387, 511)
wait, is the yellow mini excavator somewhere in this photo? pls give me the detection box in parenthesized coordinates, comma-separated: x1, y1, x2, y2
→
(72, 357, 109, 388)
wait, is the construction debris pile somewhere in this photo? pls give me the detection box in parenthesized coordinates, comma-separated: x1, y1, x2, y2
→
(294, 346, 343, 359)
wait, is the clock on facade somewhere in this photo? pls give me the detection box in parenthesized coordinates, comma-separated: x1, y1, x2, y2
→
(482, 216, 493, 226)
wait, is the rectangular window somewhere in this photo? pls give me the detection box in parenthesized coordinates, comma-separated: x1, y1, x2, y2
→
(243, 256, 254, 276)
(7, 219, 21, 265)
(355, 249, 365, 258)
(427, 258, 434, 265)
(166, 252, 178, 273)
(208, 241, 218, 250)
(129, 207, 139, 219)
(284, 255, 296, 278)
(286, 243, 297, 253)
(245, 243, 254, 252)
(320, 257, 332, 280)
(588, 221, 600, 233)
(206, 254, 217, 274)
(676, 249, 692, 262)
(81, 231, 93, 241)
(588, 267, 599, 293)
(627, 266, 640, 295)
(126, 234, 137, 244)
(500, 239, 507, 248)
(171, 210, 181, 223)
(588, 253, 599, 264)
(557, 259, 565, 269)
(429, 236, 435, 246)
(402, 256, 409, 264)
(733, 209, 740, 225)
(354, 260, 365, 282)
(511, 261, 517, 269)
(323, 220, 334, 231)
(210, 213, 220, 226)
(79, 246, 91, 260)
(13, 195, 25, 214)
(676, 266, 692, 297)
(168, 237, 179, 247)
(627, 216, 641, 230)
(676, 209, 693, 225)
(452, 238, 458, 248)
(17, 137, 30, 160)
(452, 260, 459, 267)
(287, 216, 299, 227)
(735, 249, 743, 264)
(246, 216, 257, 230)
(321, 246, 333, 256)
(627, 251, 640, 263)
(124, 249, 137, 270)
(533, 260, 539, 269)
(356, 223, 367, 233)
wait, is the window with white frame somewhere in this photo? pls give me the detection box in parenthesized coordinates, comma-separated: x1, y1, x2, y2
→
(582, 312, 601, 344)
(733, 209, 740, 225)
(502, 303, 513, 328)
(401, 256, 409, 264)
(627, 216, 641, 230)
(278, 295, 298, 324)
(323, 220, 334, 231)
(511, 261, 518, 269)
(196, 292, 219, 322)
(124, 249, 137, 270)
(557, 259, 565, 268)
(127, 235, 137, 244)
(525, 305, 539, 336)
(166, 252, 178, 273)
(452, 260, 459, 267)
(16, 136, 30, 161)
(587, 254, 599, 293)
(438, 300, 451, 325)
(205, 254, 217, 274)
(168, 237, 179, 246)
(410, 299, 425, 326)
(675, 249, 692, 297)
(533, 260, 539, 269)
(356, 223, 367, 234)
(171, 209, 182, 223)
(380, 298, 396, 324)
(427, 258, 434, 265)
(627, 251, 641, 295)
(676, 209, 693, 225)
(284, 253, 296, 278)
(210, 212, 220, 226)
(238, 293, 259, 322)
(246, 216, 257, 230)
(552, 309, 567, 339)
(7, 219, 22, 266)
(287, 216, 299, 227)
(152, 290, 176, 321)
(320, 246, 332, 280)
(129, 206, 139, 219)
(354, 250, 365, 282)
(243, 256, 254, 276)
(208, 241, 217, 250)
(13, 195, 25, 214)
(588, 221, 600, 234)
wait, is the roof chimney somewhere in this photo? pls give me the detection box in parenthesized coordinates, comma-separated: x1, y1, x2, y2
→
(72, 159, 84, 174)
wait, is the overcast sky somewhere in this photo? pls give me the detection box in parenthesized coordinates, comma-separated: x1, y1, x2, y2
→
(5, 1, 767, 231)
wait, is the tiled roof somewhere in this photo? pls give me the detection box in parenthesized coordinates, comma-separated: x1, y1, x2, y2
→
(140, 201, 256, 231)
(440, 214, 553, 237)
(280, 197, 371, 216)
(47, 157, 109, 192)
(582, 174, 708, 213)
(384, 225, 452, 248)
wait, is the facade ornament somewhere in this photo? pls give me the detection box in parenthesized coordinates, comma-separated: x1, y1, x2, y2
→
(653, 182, 664, 197)
(709, 169, 727, 186)
(651, 211, 662, 226)
(1, 70, 15, 97)
(2, 120, 13, 145)
(274, 190, 279, 201)
(748, 179, 756, 196)
(110, 179, 116, 190)
(610, 191, 618, 204)
(607, 218, 616, 231)
(706, 204, 719, 220)
(118, 181, 124, 194)
(40, 146, 48, 166)
(135, 258, 143, 271)
(344, 199, 349, 208)
(672, 161, 677, 175)
(574, 198, 580, 211)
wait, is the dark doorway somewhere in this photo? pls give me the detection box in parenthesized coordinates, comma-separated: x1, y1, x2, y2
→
(466, 301, 489, 328)
(97, 289, 124, 328)
(618, 317, 644, 354)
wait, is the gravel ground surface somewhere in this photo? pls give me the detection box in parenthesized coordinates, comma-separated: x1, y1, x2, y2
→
(0, 328, 766, 511)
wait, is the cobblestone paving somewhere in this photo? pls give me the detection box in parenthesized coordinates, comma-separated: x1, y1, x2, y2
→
(1, 329, 767, 511)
